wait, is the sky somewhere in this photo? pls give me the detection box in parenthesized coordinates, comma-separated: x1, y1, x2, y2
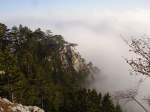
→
(1, 0, 150, 111)
(1, 0, 150, 10)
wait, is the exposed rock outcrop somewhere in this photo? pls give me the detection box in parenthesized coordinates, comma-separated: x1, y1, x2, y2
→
(59, 43, 87, 72)
(0, 97, 44, 112)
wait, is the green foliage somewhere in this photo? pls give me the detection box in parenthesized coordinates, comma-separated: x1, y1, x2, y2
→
(59, 89, 122, 112)
(0, 23, 123, 112)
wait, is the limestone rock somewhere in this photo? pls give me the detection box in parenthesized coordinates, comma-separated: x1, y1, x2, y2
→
(0, 97, 44, 112)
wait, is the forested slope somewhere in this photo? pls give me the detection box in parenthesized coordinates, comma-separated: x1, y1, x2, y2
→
(0, 23, 122, 112)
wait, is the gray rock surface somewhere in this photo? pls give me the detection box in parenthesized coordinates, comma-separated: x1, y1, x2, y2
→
(0, 97, 44, 112)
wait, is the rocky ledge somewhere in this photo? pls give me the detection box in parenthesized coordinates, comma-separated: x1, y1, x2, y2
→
(0, 97, 44, 112)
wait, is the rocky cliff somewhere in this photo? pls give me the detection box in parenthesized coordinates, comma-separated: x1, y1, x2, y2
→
(0, 97, 44, 112)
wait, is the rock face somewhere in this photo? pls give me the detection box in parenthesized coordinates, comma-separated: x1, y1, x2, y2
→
(0, 97, 44, 112)
(59, 43, 87, 72)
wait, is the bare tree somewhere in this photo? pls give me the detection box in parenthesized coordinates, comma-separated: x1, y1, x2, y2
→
(122, 36, 150, 111)
(125, 37, 150, 77)
(114, 87, 148, 112)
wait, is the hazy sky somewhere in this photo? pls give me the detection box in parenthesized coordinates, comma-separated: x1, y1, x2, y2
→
(1, 0, 150, 111)
(1, 0, 150, 11)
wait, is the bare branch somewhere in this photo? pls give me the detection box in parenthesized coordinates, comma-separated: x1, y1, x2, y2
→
(114, 87, 148, 112)
(125, 36, 150, 77)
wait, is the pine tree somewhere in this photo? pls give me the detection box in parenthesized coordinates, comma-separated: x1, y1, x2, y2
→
(0, 48, 21, 102)
(101, 93, 115, 112)
(115, 104, 123, 112)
